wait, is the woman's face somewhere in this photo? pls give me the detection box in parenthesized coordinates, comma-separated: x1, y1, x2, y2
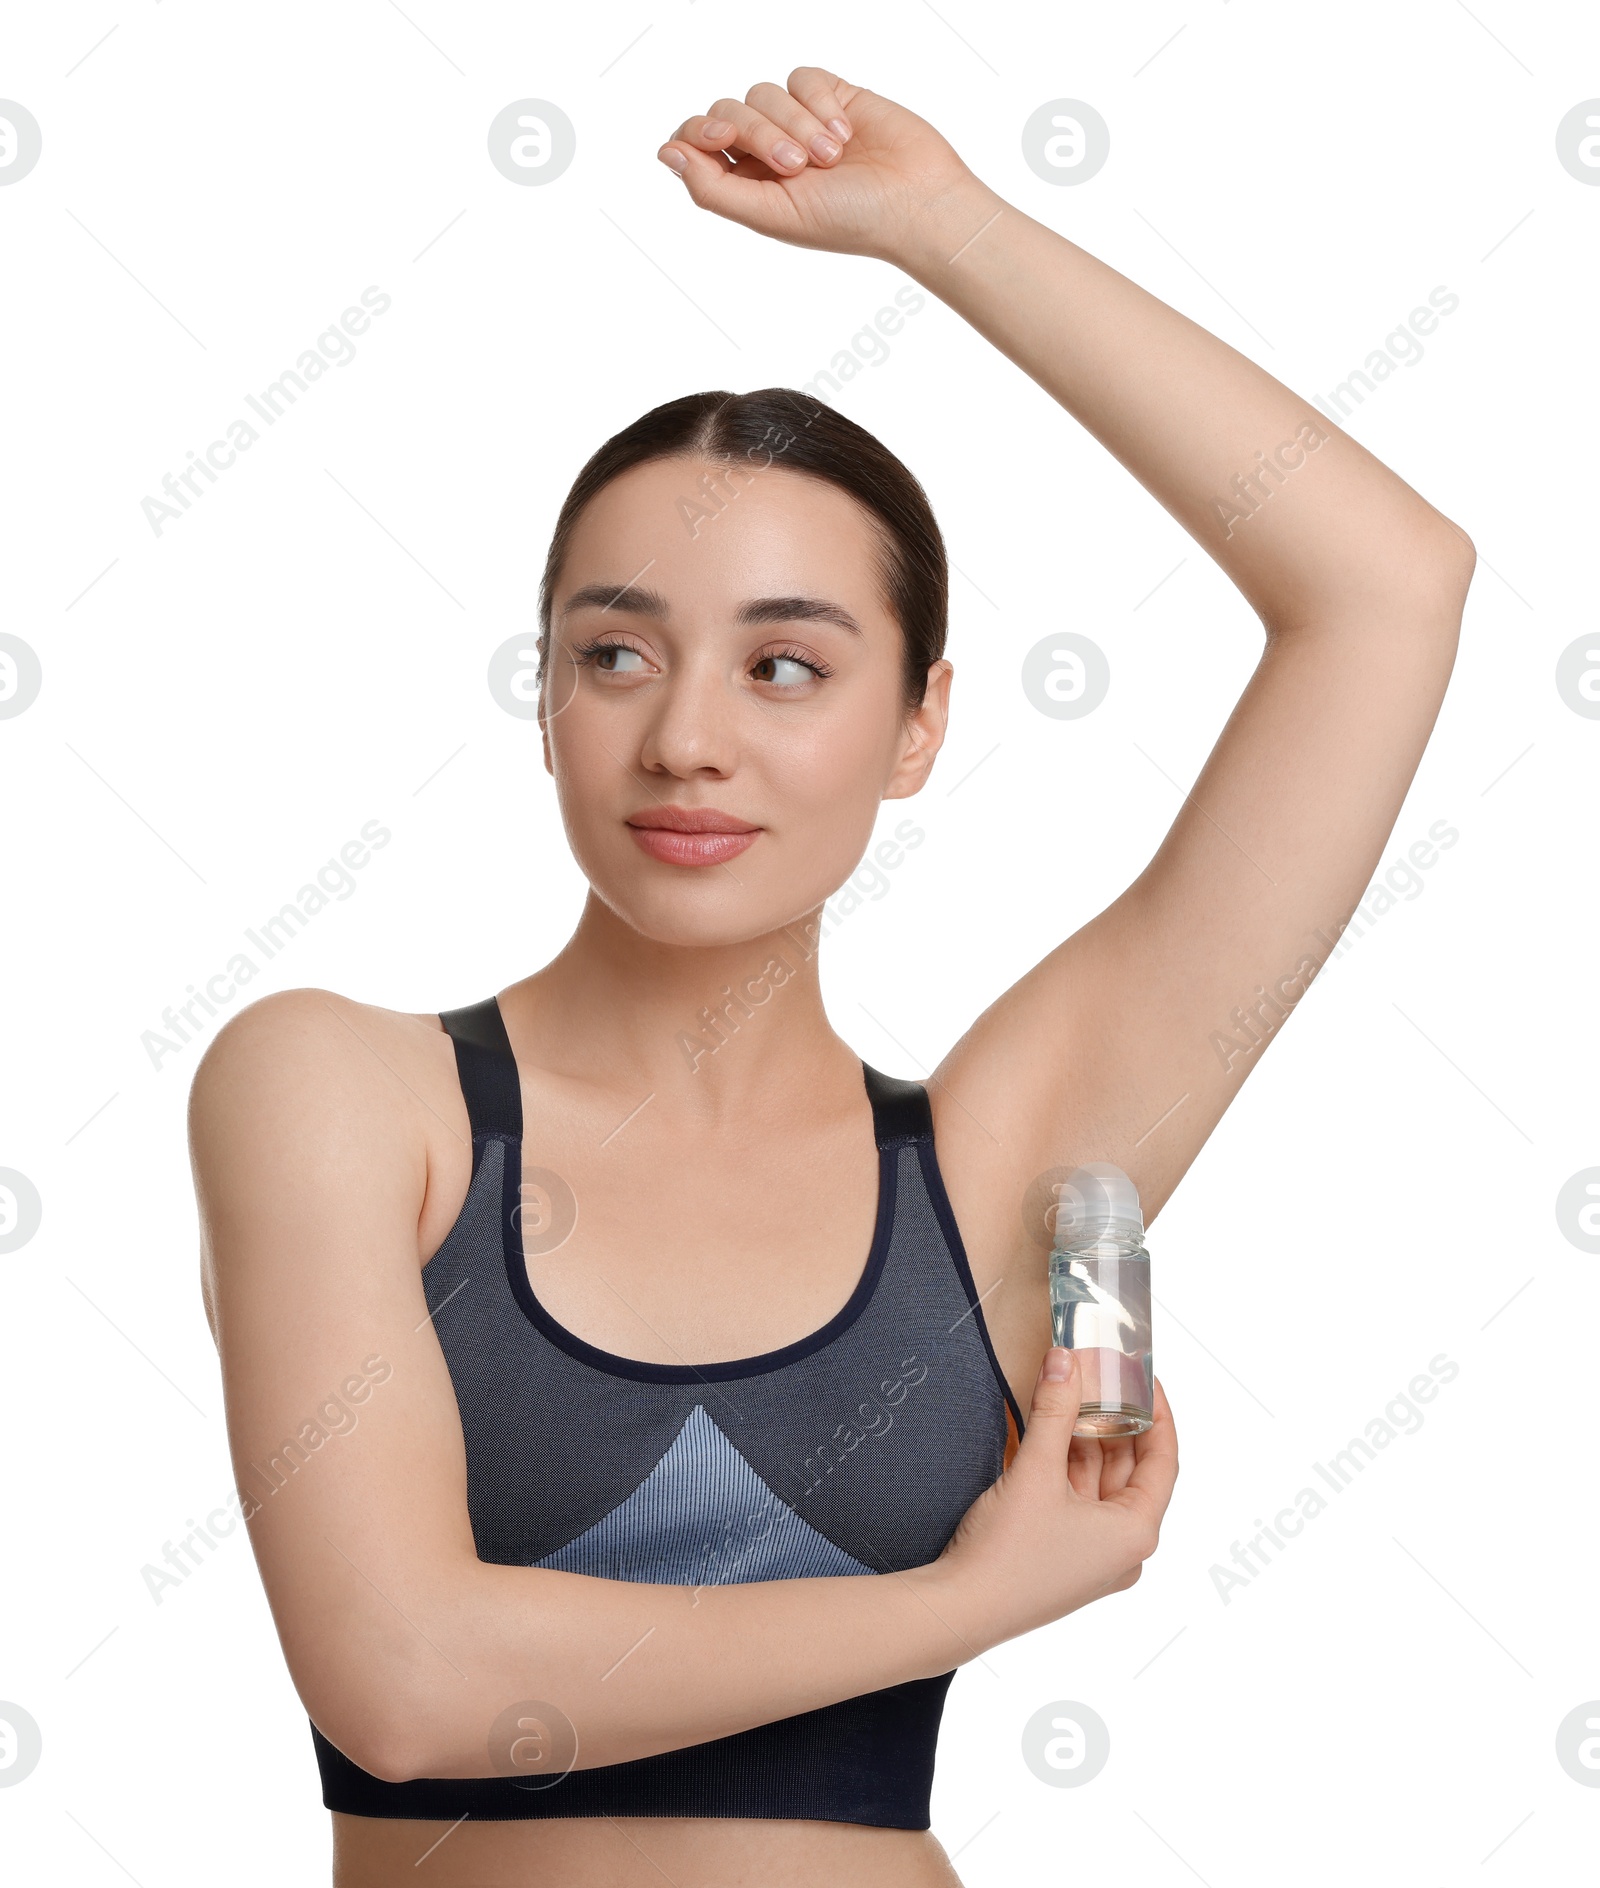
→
(541, 455, 950, 948)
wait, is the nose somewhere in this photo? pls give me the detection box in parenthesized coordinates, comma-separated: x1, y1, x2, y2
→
(636, 654, 740, 779)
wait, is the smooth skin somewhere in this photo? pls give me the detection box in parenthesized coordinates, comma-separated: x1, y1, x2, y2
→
(193, 68, 1472, 1888)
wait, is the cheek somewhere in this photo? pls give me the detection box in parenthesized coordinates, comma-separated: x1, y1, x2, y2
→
(774, 690, 902, 795)
(547, 713, 604, 791)
(545, 713, 625, 853)
(763, 710, 897, 875)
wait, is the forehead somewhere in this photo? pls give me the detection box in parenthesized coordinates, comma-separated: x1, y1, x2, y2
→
(557, 457, 892, 622)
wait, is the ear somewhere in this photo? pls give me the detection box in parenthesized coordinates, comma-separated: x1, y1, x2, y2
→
(882, 659, 952, 801)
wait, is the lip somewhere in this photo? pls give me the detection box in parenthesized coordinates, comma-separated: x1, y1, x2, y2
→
(626, 805, 761, 868)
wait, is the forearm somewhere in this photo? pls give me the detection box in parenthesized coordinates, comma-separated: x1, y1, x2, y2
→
(396, 1555, 982, 1780)
(894, 176, 1471, 628)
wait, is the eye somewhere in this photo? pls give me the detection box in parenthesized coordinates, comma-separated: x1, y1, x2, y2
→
(751, 648, 830, 688)
(573, 638, 649, 674)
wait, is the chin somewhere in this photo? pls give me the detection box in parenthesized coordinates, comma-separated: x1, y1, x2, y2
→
(568, 818, 877, 950)
(579, 849, 843, 952)
(622, 909, 784, 952)
(591, 879, 805, 950)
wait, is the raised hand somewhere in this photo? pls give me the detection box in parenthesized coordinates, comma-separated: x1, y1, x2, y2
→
(656, 66, 978, 266)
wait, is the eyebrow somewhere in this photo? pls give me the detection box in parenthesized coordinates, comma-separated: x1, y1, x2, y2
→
(561, 583, 862, 636)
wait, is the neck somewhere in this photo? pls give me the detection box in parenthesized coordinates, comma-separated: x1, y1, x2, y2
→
(502, 891, 858, 1116)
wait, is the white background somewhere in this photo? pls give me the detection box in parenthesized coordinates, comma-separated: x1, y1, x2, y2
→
(2, 2, 1596, 1882)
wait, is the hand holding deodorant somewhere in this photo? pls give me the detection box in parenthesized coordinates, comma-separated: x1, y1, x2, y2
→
(1048, 1163, 1154, 1439)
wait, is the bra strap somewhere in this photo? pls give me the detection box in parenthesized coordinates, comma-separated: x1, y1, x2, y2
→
(441, 1007, 921, 1149)
(862, 1062, 932, 1147)
(439, 996, 523, 1140)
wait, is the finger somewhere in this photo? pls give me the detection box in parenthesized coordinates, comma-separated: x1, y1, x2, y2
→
(1012, 1347, 1092, 1506)
(785, 65, 856, 144)
(743, 78, 845, 165)
(696, 97, 814, 175)
(1096, 1432, 1139, 1497)
(1066, 1431, 1104, 1499)
(1144, 1374, 1176, 1450)
(657, 139, 796, 232)
(670, 112, 739, 151)
(1020, 1346, 1084, 1437)
(1116, 1377, 1179, 1511)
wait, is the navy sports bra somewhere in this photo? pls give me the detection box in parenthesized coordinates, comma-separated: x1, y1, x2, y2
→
(311, 995, 1025, 1829)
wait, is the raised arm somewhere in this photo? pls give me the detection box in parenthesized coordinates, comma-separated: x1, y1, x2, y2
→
(900, 162, 1474, 1221)
(191, 990, 1162, 1781)
(657, 68, 1475, 1220)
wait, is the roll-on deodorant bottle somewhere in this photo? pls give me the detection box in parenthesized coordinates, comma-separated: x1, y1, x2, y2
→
(1048, 1162, 1154, 1439)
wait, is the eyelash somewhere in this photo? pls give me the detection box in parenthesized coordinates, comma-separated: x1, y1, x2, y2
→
(758, 642, 835, 682)
(570, 637, 835, 683)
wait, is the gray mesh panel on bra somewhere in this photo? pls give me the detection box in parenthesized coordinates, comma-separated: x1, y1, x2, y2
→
(535, 1404, 879, 1583)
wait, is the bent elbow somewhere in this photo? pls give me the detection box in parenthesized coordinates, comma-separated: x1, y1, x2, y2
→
(1419, 515, 1476, 611)
(1380, 515, 1475, 649)
(1438, 518, 1476, 591)
(327, 1710, 434, 1787)
(360, 1729, 434, 1788)
(310, 1661, 439, 1785)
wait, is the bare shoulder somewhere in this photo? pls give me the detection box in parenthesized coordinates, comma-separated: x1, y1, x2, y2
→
(187, 990, 463, 1332)
(189, 988, 451, 1136)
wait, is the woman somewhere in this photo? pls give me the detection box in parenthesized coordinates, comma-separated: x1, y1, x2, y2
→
(191, 67, 1472, 1888)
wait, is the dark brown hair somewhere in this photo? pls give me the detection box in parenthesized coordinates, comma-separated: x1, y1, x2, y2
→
(535, 389, 948, 710)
